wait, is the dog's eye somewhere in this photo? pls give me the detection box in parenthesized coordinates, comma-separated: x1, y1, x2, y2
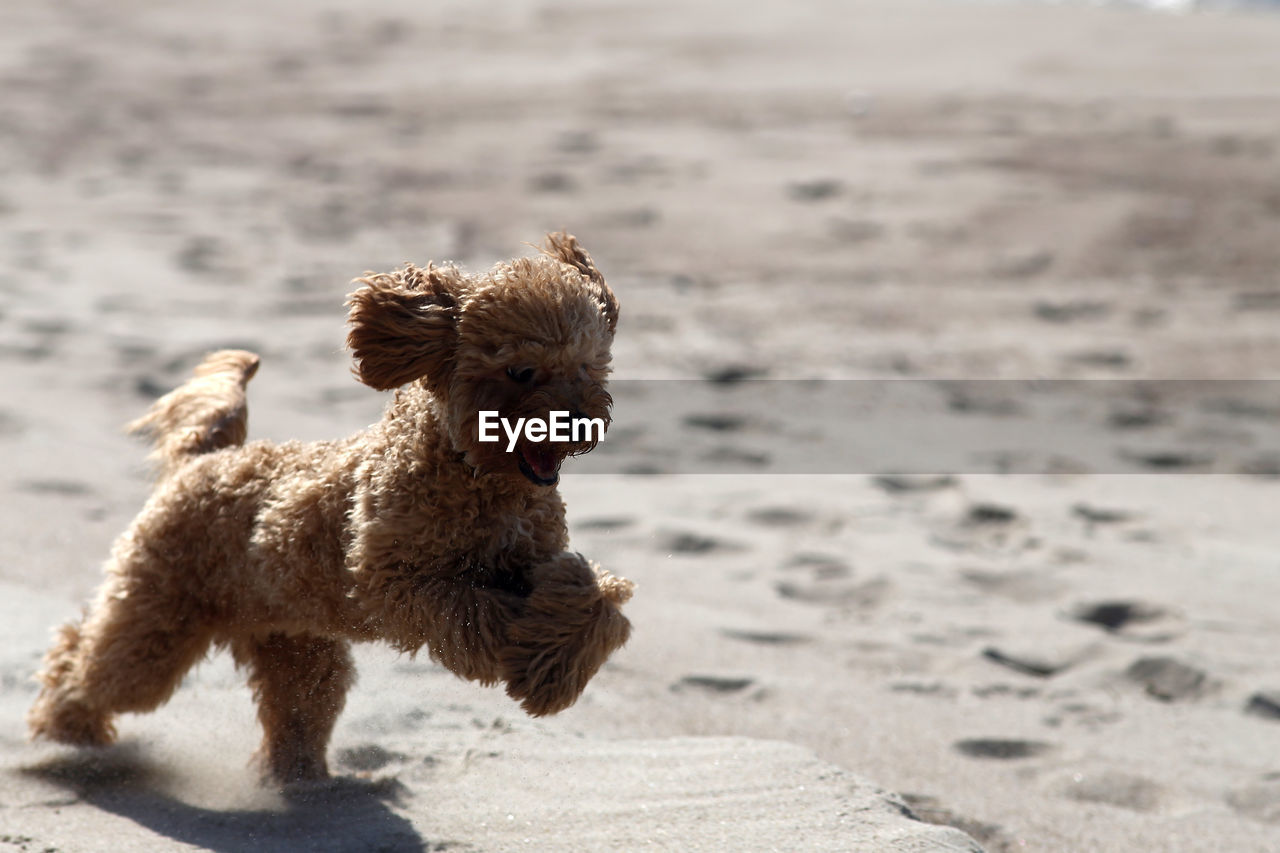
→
(506, 366, 535, 384)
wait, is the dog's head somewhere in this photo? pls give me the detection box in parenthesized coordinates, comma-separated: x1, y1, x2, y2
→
(346, 233, 617, 487)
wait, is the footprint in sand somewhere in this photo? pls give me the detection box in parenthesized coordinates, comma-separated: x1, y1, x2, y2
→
(622, 462, 666, 475)
(872, 474, 957, 495)
(1032, 299, 1112, 324)
(656, 530, 739, 555)
(683, 413, 747, 432)
(574, 516, 637, 532)
(1233, 290, 1280, 312)
(932, 503, 1032, 554)
(965, 503, 1019, 525)
(1226, 776, 1280, 824)
(947, 391, 1024, 417)
(970, 684, 1041, 700)
(961, 569, 1065, 603)
(991, 247, 1054, 280)
(1072, 600, 1162, 631)
(0, 336, 55, 361)
(1124, 656, 1211, 702)
(784, 553, 851, 578)
(953, 738, 1053, 760)
(1070, 503, 1136, 525)
(1245, 691, 1280, 720)
(133, 373, 173, 399)
(603, 207, 660, 228)
(719, 628, 813, 647)
(774, 553, 889, 607)
(672, 675, 756, 695)
(18, 479, 94, 497)
(1201, 396, 1280, 421)
(787, 178, 843, 202)
(890, 682, 959, 699)
(528, 171, 576, 194)
(702, 446, 771, 467)
(1056, 771, 1165, 813)
(336, 744, 408, 773)
(1068, 599, 1185, 642)
(554, 129, 598, 155)
(776, 576, 890, 609)
(1064, 349, 1131, 371)
(902, 793, 1018, 853)
(24, 317, 71, 337)
(1107, 405, 1169, 429)
(112, 341, 158, 366)
(703, 364, 768, 384)
(981, 646, 1085, 679)
(1043, 701, 1123, 730)
(827, 217, 885, 245)
(1239, 456, 1280, 479)
(1120, 449, 1213, 471)
(175, 235, 235, 276)
(745, 506, 814, 528)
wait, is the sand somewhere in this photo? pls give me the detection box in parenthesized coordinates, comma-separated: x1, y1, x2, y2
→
(3, 0, 1280, 849)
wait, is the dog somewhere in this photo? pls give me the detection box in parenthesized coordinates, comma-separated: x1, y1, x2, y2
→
(28, 233, 634, 785)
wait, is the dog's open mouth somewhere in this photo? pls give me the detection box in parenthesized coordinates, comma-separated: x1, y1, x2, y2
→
(517, 442, 564, 487)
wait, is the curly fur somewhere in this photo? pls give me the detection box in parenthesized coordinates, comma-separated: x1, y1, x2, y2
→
(28, 233, 633, 785)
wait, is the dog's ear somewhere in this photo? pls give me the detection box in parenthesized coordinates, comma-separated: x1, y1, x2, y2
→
(346, 264, 461, 390)
(543, 232, 618, 334)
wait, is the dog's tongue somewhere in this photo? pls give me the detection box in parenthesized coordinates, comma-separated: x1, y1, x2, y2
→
(523, 444, 560, 479)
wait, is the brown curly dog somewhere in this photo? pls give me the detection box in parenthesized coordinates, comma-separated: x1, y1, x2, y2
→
(27, 233, 633, 785)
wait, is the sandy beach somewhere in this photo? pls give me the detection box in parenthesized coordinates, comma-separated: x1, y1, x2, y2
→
(3, 0, 1280, 849)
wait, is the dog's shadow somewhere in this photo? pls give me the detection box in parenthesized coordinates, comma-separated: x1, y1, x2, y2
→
(20, 744, 437, 853)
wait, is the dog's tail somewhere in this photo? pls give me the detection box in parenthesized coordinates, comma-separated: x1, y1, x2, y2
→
(127, 349, 260, 478)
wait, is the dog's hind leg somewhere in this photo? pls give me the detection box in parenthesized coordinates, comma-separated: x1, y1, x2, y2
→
(29, 350, 260, 747)
(27, 565, 214, 747)
(231, 632, 354, 785)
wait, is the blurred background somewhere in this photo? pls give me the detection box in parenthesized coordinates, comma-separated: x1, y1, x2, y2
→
(4, 0, 1280, 398)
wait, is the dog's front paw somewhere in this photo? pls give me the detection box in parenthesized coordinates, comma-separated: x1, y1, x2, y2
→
(500, 615, 632, 716)
(501, 642, 586, 717)
(499, 555, 633, 716)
